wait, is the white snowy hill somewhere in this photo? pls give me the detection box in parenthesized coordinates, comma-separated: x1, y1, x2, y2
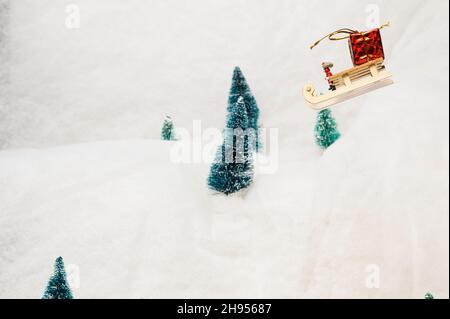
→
(0, 0, 448, 298)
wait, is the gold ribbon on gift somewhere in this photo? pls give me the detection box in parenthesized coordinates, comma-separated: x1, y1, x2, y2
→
(310, 22, 390, 50)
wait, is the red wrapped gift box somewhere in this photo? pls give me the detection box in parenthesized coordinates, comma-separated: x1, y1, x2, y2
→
(310, 23, 389, 66)
(348, 28, 385, 66)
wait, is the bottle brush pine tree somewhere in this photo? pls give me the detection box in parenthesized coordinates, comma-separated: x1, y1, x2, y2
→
(42, 256, 73, 299)
(314, 109, 341, 150)
(424, 292, 434, 299)
(228, 67, 261, 151)
(208, 96, 253, 195)
(161, 115, 176, 141)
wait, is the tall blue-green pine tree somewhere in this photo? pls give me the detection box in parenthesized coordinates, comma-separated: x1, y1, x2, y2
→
(208, 96, 253, 195)
(42, 256, 73, 299)
(228, 67, 261, 151)
(314, 109, 340, 149)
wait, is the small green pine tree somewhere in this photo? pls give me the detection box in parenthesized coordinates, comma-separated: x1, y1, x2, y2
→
(424, 292, 434, 299)
(42, 256, 73, 299)
(161, 116, 176, 141)
(314, 109, 341, 149)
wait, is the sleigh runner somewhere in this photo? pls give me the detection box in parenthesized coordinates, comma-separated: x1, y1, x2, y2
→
(303, 23, 393, 109)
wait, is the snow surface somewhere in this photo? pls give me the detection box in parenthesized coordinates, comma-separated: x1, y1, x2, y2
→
(0, 0, 449, 298)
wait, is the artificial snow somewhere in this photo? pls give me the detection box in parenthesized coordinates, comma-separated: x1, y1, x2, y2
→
(0, 0, 448, 298)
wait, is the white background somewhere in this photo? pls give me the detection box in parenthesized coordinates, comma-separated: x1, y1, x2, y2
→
(0, 0, 448, 298)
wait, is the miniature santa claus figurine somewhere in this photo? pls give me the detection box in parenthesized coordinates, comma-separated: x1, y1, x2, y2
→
(322, 62, 336, 91)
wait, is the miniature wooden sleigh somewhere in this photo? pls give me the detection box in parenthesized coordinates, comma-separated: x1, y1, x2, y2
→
(303, 23, 393, 110)
(303, 58, 393, 110)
